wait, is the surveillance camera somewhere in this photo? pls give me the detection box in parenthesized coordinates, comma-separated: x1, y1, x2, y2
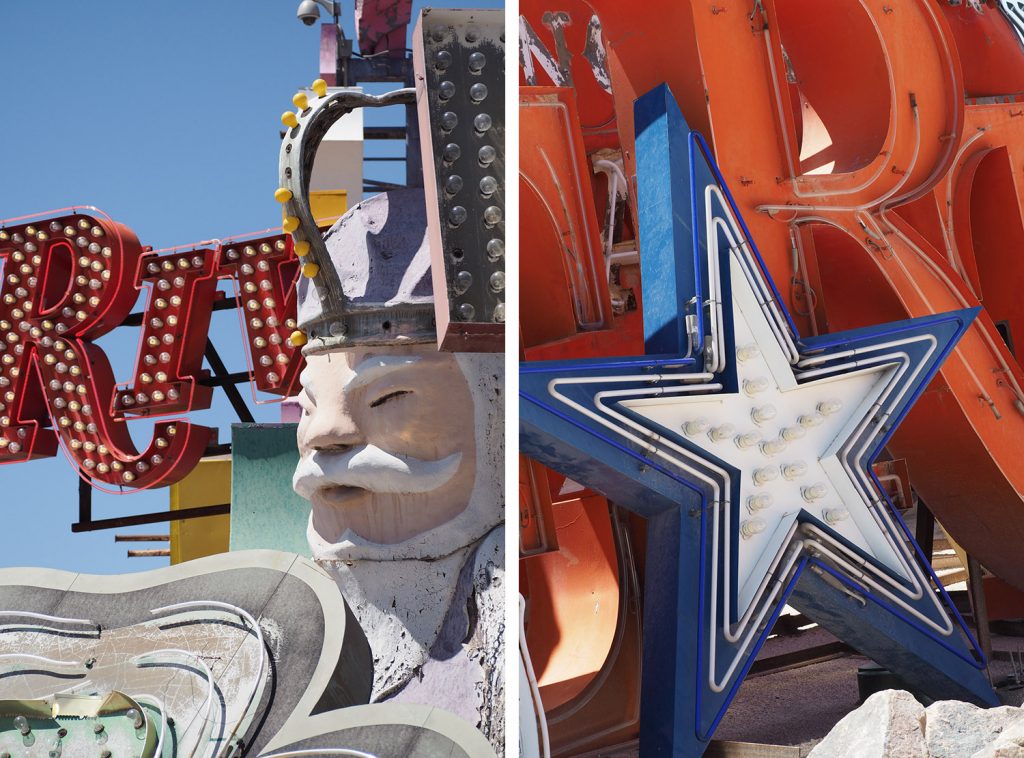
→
(296, 0, 321, 26)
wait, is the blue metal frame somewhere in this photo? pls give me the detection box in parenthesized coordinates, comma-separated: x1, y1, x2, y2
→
(520, 83, 995, 757)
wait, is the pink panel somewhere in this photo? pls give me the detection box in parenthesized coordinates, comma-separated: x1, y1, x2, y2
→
(355, 0, 412, 57)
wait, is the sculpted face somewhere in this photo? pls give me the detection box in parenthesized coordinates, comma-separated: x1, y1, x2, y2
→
(293, 343, 477, 545)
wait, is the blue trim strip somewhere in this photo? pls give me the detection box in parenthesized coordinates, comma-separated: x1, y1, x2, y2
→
(812, 560, 985, 670)
(688, 130, 706, 359)
(697, 556, 810, 741)
(520, 391, 705, 501)
(520, 356, 699, 374)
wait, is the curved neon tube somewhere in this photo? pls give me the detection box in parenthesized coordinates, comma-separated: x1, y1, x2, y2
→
(877, 184, 1024, 409)
(519, 595, 550, 758)
(134, 693, 168, 758)
(756, 96, 921, 215)
(789, 212, 997, 406)
(761, 6, 898, 200)
(132, 649, 214, 758)
(940, 128, 989, 286)
(259, 751, 377, 758)
(0, 653, 87, 675)
(761, 0, 959, 206)
(149, 600, 266, 749)
(860, 209, 1012, 406)
(704, 184, 799, 367)
(0, 611, 99, 632)
(799, 341, 949, 606)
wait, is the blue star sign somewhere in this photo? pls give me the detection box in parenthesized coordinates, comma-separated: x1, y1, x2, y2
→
(519, 84, 996, 757)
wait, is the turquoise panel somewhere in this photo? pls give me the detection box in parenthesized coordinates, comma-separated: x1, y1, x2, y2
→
(229, 423, 311, 555)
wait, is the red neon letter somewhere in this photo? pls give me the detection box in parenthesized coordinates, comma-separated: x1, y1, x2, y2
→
(0, 212, 212, 490)
(217, 233, 304, 397)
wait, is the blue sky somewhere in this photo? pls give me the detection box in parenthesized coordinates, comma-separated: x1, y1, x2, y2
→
(0, 0, 502, 574)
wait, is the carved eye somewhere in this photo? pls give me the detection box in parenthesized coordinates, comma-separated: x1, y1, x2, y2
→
(369, 390, 412, 408)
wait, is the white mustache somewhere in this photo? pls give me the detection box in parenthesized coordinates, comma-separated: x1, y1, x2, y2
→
(293, 445, 462, 500)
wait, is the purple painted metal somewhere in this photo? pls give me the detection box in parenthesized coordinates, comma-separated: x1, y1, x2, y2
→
(320, 23, 338, 86)
(355, 0, 412, 58)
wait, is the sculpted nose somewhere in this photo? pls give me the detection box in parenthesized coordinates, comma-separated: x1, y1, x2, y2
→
(302, 409, 364, 454)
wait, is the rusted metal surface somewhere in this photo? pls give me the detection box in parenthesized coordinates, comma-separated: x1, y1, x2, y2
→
(0, 692, 159, 757)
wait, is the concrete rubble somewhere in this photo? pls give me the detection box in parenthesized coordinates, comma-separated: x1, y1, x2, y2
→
(809, 690, 1024, 758)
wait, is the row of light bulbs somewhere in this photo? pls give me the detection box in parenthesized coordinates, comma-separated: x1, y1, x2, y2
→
(431, 38, 505, 324)
(0, 214, 302, 483)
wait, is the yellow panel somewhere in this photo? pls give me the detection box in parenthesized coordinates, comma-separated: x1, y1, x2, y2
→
(282, 190, 348, 229)
(169, 457, 231, 564)
(311, 190, 348, 226)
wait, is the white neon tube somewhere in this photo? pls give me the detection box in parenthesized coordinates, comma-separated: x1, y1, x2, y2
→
(134, 693, 168, 758)
(519, 595, 550, 758)
(132, 649, 214, 758)
(0, 653, 86, 675)
(149, 600, 266, 749)
(0, 611, 99, 631)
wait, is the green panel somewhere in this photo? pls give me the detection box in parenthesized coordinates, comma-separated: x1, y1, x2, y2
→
(0, 694, 159, 757)
(229, 423, 311, 555)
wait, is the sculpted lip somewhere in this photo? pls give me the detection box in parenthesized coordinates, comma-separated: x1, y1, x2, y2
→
(316, 484, 369, 507)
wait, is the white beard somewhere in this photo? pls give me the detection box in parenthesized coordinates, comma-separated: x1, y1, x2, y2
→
(316, 546, 472, 699)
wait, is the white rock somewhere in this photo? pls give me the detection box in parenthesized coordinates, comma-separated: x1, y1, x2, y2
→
(809, 690, 926, 758)
(972, 709, 1024, 758)
(925, 700, 1019, 758)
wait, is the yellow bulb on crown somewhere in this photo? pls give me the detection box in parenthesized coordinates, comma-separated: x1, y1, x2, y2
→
(281, 111, 299, 128)
(312, 79, 328, 97)
(293, 92, 309, 110)
(301, 262, 320, 278)
(289, 330, 308, 347)
(282, 216, 299, 234)
(294, 240, 310, 257)
(274, 187, 293, 203)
